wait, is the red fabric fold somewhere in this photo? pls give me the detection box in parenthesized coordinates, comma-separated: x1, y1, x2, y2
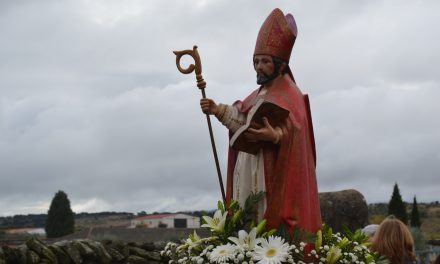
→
(226, 75, 321, 234)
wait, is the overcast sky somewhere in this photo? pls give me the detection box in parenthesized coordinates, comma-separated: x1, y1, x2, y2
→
(0, 0, 439, 216)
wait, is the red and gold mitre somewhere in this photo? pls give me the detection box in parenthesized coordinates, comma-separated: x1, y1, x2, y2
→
(254, 8, 298, 63)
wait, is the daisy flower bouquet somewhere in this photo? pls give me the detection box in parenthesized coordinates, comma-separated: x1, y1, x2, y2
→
(161, 192, 388, 264)
(313, 224, 389, 264)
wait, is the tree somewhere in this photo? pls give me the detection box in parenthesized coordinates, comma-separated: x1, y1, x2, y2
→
(137, 211, 147, 216)
(410, 196, 422, 228)
(45, 190, 75, 238)
(388, 183, 407, 224)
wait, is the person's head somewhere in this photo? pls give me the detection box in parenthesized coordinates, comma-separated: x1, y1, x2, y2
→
(253, 55, 287, 85)
(253, 9, 297, 83)
(362, 224, 379, 241)
(372, 215, 416, 264)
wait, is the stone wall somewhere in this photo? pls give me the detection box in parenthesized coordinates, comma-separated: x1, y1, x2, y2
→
(0, 237, 163, 264)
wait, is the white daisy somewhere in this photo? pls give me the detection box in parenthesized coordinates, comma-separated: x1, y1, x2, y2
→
(253, 236, 290, 264)
(209, 243, 237, 263)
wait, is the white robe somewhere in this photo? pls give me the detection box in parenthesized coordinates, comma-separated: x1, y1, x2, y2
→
(217, 95, 267, 221)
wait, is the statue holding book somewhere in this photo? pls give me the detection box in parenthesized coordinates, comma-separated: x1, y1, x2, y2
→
(200, 8, 321, 234)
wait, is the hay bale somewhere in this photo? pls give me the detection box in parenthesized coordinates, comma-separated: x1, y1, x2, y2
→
(319, 189, 369, 231)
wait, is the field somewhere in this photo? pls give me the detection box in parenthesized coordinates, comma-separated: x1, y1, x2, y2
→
(369, 202, 440, 239)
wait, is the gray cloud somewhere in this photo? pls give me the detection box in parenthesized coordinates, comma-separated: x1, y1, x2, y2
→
(0, 0, 439, 216)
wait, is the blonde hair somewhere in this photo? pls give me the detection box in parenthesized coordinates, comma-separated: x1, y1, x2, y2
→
(434, 254, 440, 264)
(372, 215, 416, 264)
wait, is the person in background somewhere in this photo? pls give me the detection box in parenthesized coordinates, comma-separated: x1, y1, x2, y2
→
(433, 254, 440, 264)
(372, 215, 416, 264)
(362, 224, 379, 241)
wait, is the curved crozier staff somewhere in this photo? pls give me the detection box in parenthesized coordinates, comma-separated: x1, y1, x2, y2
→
(173, 45, 226, 204)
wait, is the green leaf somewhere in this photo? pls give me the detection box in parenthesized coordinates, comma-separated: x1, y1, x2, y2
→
(365, 253, 374, 263)
(266, 229, 277, 237)
(315, 230, 322, 251)
(324, 224, 333, 242)
(291, 227, 316, 244)
(217, 201, 225, 213)
(276, 223, 291, 242)
(352, 229, 369, 244)
(228, 200, 239, 211)
(243, 191, 265, 214)
(232, 210, 242, 225)
(238, 191, 266, 230)
(341, 225, 354, 240)
(255, 220, 267, 236)
(292, 227, 301, 242)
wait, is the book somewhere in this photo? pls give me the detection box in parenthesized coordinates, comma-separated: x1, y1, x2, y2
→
(230, 99, 290, 155)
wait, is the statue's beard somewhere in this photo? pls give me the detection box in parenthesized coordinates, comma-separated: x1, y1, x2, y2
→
(256, 70, 280, 85)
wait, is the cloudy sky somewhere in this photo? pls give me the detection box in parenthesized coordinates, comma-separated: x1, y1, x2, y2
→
(0, 0, 439, 216)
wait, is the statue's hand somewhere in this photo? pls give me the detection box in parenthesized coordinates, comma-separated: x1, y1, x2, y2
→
(200, 98, 219, 115)
(244, 117, 280, 143)
(249, 121, 264, 129)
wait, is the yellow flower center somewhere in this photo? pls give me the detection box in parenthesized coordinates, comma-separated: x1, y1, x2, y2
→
(266, 248, 277, 258)
(219, 249, 226, 255)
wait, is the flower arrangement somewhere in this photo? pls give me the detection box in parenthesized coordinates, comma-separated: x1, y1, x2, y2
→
(161, 192, 389, 264)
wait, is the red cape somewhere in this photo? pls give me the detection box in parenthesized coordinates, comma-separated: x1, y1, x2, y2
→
(226, 75, 321, 233)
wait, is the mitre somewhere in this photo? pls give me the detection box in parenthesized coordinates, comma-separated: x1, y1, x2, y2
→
(254, 8, 298, 64)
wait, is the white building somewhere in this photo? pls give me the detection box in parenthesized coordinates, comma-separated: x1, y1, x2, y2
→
(130, 213, 200, 228)
(5, 227, 45, 235)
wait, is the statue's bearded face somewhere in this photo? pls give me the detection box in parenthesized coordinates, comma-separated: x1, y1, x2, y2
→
(254, 55, 281, 85)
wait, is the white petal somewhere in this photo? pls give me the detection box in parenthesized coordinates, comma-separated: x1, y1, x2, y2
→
(213, 210, 223, 219)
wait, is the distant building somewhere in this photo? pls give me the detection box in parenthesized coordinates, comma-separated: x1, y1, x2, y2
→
(130, 213, 200, 229)
(5, 227, 45, 235)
